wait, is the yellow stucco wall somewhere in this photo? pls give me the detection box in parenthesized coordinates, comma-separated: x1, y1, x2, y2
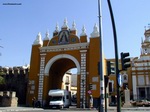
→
(27, 28, 108, 107)
(27, 45, 41, 105)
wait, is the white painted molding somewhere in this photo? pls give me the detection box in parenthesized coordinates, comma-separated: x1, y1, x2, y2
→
(40, 43, 89, 52)
(80, 50, 87, 53)
(44, 54, 80, 75)
(40, 53, 46, 56)
(132, 75, 137, 100)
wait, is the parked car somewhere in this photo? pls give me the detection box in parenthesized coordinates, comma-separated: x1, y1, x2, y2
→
(130, 100, 150, 107)
(130, 100, 136, 106)
(136, 100, 144, 106)
(143, 100, 150, 107)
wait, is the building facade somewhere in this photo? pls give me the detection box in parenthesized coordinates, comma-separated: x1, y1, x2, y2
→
(131, 28, 150, 101)
(0, 21, 148, 107)
(61, 71, 71, 91)
(27, 19, 150, 107)
(107, 27, 150, 103)
(27, 19, 107, 108)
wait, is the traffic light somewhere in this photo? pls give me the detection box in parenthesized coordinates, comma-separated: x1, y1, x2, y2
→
(107, 61, 115, 76)
(89, 83, 93, 90)
(121, 52, 131, 70)
(104, 76, 109, 88)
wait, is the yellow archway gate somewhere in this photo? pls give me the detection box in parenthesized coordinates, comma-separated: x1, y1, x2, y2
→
(27, 20, 106, 108)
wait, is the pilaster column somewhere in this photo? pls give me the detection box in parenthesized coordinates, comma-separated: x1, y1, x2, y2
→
(132, 75, 137, 100)
(80, 50, 87, 108)
(38, 53, 46, 103)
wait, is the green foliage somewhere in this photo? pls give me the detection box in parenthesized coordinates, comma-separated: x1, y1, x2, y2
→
(0, 76, 5, 84)
(0, 67, 5, 75)
(0, 71, 5, 75)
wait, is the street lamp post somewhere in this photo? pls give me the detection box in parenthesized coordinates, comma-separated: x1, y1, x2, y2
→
(98, 0, 104, 112)
(107, 0, 121, 112)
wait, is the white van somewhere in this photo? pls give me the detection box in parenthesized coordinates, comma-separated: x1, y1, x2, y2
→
(48, 89, 71, 109)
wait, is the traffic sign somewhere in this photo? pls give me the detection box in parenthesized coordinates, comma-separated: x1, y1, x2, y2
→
(118, 74, 123, 87)
(88, 90, 92, 94)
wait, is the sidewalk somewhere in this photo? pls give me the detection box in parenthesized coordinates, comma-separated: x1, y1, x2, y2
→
(0, 106, 150, 112)
(0, 107, 44, 112)
(67, 106, 150, 111)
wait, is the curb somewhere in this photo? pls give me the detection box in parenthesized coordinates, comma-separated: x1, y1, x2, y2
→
(0, 107, 44, 112)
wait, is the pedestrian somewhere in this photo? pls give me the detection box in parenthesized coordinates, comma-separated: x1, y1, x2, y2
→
(32, 97, 36, 108)
(90, 95, 93, 109)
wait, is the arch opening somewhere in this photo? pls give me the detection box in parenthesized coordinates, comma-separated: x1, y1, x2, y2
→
(44, 54, 80, 75)
(44, 56, 79, 106)
(48, 58, 76, 89)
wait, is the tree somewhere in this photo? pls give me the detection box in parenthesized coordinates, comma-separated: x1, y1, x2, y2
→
(0, 76, 5, 84)
(0, 67, 5, 85)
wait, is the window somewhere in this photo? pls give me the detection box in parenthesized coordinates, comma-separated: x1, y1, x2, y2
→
(65, 76, 69, 84)
(109, 82, 113, 93)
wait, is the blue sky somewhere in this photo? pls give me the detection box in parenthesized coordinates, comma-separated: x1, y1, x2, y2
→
(0, 0, 150, 67)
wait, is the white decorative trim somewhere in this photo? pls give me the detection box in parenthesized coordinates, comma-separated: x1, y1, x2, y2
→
(90, 23, 99, 38)
(44, 54, 80, 75)
(43, 31, 49, 40)
(80, 50, 87, 53)
(81, 72, 86, 75)
(146, 75, 149, 85)
(40, 43, 89, 53)
(33, 32, 43, 45)
(40, 53, 46, 56)
(61, 18, 68, 29)
(80, 25, 87, 36)
(71, 21, 77, 31)
(54, 23, 59, 33)
(132, 75, 137, 100)
(92, 77, 99, 82)
(92, 84, 96, 90)
(80, 51, 87, 108)
(38, 55, 46, 102)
